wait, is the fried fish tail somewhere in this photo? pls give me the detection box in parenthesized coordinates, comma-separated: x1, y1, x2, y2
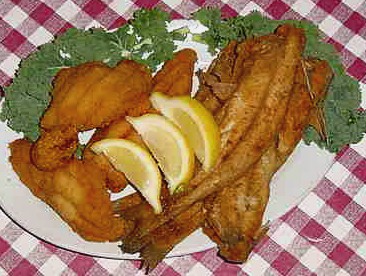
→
(195, 41, 239, 113)
(137, 202, 204, 270)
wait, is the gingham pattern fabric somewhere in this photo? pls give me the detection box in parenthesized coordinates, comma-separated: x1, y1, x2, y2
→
(0, 1, 365, 275)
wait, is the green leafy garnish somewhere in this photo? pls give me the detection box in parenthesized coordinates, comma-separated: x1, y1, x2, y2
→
(193, 8, 366, 153)
(192, 8, 248, 53)
(114, 8, 178, 69)
(0, 8, 184, 141)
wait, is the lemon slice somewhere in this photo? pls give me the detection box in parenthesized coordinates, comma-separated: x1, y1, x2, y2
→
(150, 92, 220, 171)
(90, 138, 162, 213)
(127, 114, 195, 193)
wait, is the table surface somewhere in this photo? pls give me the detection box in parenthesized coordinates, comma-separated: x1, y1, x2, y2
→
(0, 1, 365, 275)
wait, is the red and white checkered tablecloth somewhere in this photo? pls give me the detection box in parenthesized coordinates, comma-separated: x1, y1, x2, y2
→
(0, 1, 365, 275)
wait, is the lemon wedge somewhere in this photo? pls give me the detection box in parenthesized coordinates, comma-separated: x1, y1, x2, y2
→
(90, 138, 162, 213)
(150, 92, 220, 171)
(127, 114, 195, 193)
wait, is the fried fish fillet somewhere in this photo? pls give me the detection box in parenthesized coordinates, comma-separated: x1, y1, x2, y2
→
(32, 60, 152, 171)
(41, 61, 152, 130)
(152, 49, 197, 96)
(11, 60, 153, 240)
(119, 28, 307, 266)
(10, 139, 132, 241)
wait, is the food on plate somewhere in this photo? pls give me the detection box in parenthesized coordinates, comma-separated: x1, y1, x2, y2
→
(2, 9, 364, 152)
(203, 59, 333, 262)
(116, 24, 333, 269)
(85, 48, 198, 194)
(1, 6, 365, 272)
(192, 9, 365, 152)
(127, 114, 195, 194)
(8, 59, 153, 241)
(152, 49, 197, 96)
(9, 139, 132, 241)
(150, 92, 221, 171)
(119, 24, 305, 249)
(7, 47, 197, 241)
(32, 60, 152, 171)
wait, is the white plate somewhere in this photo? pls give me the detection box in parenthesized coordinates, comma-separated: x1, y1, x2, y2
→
(0, 19, 363, 259)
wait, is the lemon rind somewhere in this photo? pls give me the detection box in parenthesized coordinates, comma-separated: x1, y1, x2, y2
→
(150, 92, 220, 171)
(127, 114, 195, 193)
(90, 138, 162, 213)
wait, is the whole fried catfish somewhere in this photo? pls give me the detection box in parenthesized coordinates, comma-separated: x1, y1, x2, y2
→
(203, 59, 333, 262)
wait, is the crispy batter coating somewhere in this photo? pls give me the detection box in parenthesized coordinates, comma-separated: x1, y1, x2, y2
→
(41, 61, 152, 130)
(10, 139, 132, 242)
(152, 49, 197, 96)
(32, 60, 152, 171)
(10, 49, 198, 243)
(31, 126, 79, 172)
